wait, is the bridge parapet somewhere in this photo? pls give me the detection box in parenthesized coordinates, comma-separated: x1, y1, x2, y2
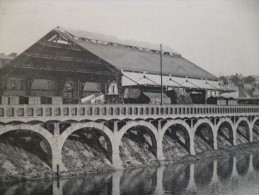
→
(0, 104, 258, 123)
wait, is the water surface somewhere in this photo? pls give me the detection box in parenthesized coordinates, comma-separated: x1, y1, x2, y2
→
(1, 152, 259, 195)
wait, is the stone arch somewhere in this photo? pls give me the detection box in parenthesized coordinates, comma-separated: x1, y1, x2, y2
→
(117, 120, 159, 159)
(251, 116, 259, 129)
(0, 124, 54, 168)
(0, 124, 53, 147)
(160, 119, 194, 155)
(234, 117, 252, 142)
(60, 122, 114, 150)
(59, 122, 115, 166)
(193, 118, 217, 150)
(216, 118, 235, 146)
(251, 116, 259, 141)
(118, 120, 158, 140)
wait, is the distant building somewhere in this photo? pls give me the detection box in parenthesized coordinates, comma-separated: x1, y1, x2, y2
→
(220, 74, 259, 100)
(242, 75, 259, 97)
(0, 53, 16, 69)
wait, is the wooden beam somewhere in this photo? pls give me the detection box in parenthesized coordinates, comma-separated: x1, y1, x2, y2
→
(14, 65, 115, 76)
(23, 52, 104, 64)
(38, 41, 81, 51)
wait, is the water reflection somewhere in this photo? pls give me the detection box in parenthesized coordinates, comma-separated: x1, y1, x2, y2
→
(217, 158, 233, 179)
(1, 153, 259, 195)
(236, 155, 250, 176)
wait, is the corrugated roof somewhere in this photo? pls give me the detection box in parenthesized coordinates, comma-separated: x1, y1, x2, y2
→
(122, 71, 221, 89)
(55, 27, 218, 80)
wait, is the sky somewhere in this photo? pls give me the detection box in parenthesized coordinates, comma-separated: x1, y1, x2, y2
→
(0, 0, 258, 77)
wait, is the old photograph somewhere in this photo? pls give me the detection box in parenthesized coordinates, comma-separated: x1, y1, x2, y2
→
(0, 0, 259, 194)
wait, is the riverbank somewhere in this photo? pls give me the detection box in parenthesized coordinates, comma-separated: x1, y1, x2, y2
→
(163, 141, 259, 167)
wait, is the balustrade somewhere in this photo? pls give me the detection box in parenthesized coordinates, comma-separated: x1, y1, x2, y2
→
(0, 104, 258, 122)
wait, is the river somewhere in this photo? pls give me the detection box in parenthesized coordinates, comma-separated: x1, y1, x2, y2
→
(1, 152, 259, 195)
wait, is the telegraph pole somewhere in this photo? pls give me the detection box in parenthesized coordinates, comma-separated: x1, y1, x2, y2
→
(160, 44, 163, 105)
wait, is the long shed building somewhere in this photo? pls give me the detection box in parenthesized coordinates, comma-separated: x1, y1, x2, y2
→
(0, 27, 228, 105)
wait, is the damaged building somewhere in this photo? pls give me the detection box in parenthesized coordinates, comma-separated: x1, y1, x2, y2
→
(0, 27, 230, 105)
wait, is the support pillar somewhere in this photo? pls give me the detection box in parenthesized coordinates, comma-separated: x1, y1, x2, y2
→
(231, 157, 238, 179)
(249, 125, 253, 142)
(248, 154, 254, 174)
(233, 127, 237, 146)
(111, 136, 123, 169)
(187, 163, 196, 190)
(213, 132, 218, 150)
(211, 160, 218, 183)
(114, 121, 118, 132)
(111, 170, 123, 195)
(154, 166, 165, 194)
(156, 140, 165, 161)
(189, 132, 195, 155)
(52, 123, 65, 175)
(52, 179, 66, 195)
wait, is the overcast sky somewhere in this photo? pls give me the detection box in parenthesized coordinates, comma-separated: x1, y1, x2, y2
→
(0, 0, 258, 77)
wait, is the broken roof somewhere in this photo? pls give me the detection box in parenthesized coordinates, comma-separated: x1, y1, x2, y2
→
(55, 27, 217, 80)
(11, 26, 218, 81)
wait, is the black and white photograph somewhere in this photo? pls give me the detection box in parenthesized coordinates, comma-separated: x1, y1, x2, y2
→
(0, 0, 259, 194)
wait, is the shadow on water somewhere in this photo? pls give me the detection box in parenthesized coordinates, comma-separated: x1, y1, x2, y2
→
(163, 163, 190, 193)
(1, 152, 259, 195)
(253, 153, 259, 171)
(217, 157, 233, 180)
(236, 155, 250, 176)
(62, 172, 112, 195)
(194, 160, 213, 186)
(0, 180, 52, 195)
(120, 167, 157, 195)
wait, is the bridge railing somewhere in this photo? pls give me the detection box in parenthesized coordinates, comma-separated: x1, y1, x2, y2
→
(0, 104, 258, 121)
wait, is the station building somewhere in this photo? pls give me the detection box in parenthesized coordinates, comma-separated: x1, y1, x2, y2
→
(0, 27, 231, 105)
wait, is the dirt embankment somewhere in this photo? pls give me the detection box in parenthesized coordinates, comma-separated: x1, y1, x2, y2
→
(0, 124, 259, 182)
(0, 132, 54, 182)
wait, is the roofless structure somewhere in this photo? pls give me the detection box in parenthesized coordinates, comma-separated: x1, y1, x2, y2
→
(0, 26, 229, 104)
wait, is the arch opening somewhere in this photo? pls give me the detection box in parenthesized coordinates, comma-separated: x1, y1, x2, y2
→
(162, 124, 190, 159)
(119, 125, 157, 168)
(217, 122, 234, 149)
(61, 127, 113, 173)
(0, 130, 52, 177)
(236, 120, 250, 144)
(253, 119, 259, 141)
(194, 123, 214, 153)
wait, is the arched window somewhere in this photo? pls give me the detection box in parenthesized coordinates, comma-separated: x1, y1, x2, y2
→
(63, 82, 73, 99)
(108, 81, 118, 95)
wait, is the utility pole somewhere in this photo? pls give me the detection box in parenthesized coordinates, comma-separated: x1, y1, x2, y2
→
(160, 44, 163, 105)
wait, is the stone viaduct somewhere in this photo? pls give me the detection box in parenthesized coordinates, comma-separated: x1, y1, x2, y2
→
(0, 104, 259, 174)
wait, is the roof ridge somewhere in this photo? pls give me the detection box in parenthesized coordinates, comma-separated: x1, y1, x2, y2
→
(56, 26, 181, 56)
